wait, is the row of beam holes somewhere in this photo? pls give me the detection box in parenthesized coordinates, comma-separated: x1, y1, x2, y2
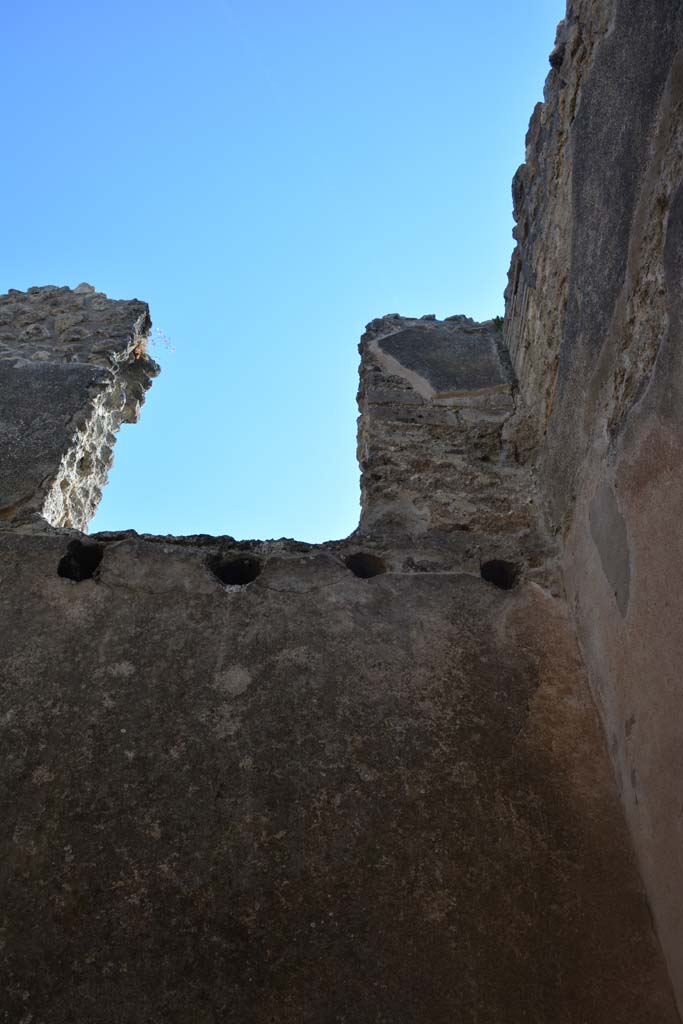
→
(57, 543, 519, 591)
(208, 555, 520, 588)
(55, 544, 388, 585)
(207, 551, 388, 586)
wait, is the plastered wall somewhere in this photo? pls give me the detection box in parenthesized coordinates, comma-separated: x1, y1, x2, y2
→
(505, 0, 683, 1006)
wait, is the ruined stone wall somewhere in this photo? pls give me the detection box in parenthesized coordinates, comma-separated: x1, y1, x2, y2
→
(0, 287, 678, 1021)
(0, 284, 157, 531)
(1, 4, 682, 1015)
(356, 313, 555, 585)
(505, 0, 683, 1006)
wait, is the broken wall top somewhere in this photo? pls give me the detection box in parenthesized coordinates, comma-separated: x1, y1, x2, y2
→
(0, 284, 157, 531)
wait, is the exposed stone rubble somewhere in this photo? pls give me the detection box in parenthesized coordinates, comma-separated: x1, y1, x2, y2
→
(356, 313, 556, 586)
(0, 284, 157, 530)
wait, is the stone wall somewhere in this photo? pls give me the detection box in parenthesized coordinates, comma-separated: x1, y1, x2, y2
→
(505, 0, 683, 1007)
(1, 2, 682, 1016)
(0, 284, 157, 531)
(0, 286, 679, 1020)
(356, 314, 555, 585)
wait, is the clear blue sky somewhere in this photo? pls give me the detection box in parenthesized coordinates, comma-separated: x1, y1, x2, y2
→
(2, 0, 563, 542)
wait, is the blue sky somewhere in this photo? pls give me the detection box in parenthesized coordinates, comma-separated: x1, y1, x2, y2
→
(3, 0, 563, 541)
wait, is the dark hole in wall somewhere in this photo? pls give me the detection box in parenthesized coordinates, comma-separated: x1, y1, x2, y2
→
(57, 539, 104, 581)
(480, 559, 520, 591)
(209, 554, 262, 586)
(345, 552, 387, 579)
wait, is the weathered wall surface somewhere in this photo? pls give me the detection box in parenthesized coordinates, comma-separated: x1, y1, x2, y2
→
(0, 534, 677, 1023)
(356, 314, 556, 586)
(2, 4, 682, 1014)
(505, 0, 683, 1006)
(0, 287, 679, 1019)
(0, 284, 156, 531)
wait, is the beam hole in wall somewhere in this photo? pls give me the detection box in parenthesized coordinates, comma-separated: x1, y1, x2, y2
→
(208, 554, 262, 587)
(57, 539, 105, 582)
(345, 552, 387, 579)
(480, 559, 520, 591)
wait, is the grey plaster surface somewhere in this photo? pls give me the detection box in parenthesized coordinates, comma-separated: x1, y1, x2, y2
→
(377, 323, 511, 396)
(588, 481, 630, 616)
